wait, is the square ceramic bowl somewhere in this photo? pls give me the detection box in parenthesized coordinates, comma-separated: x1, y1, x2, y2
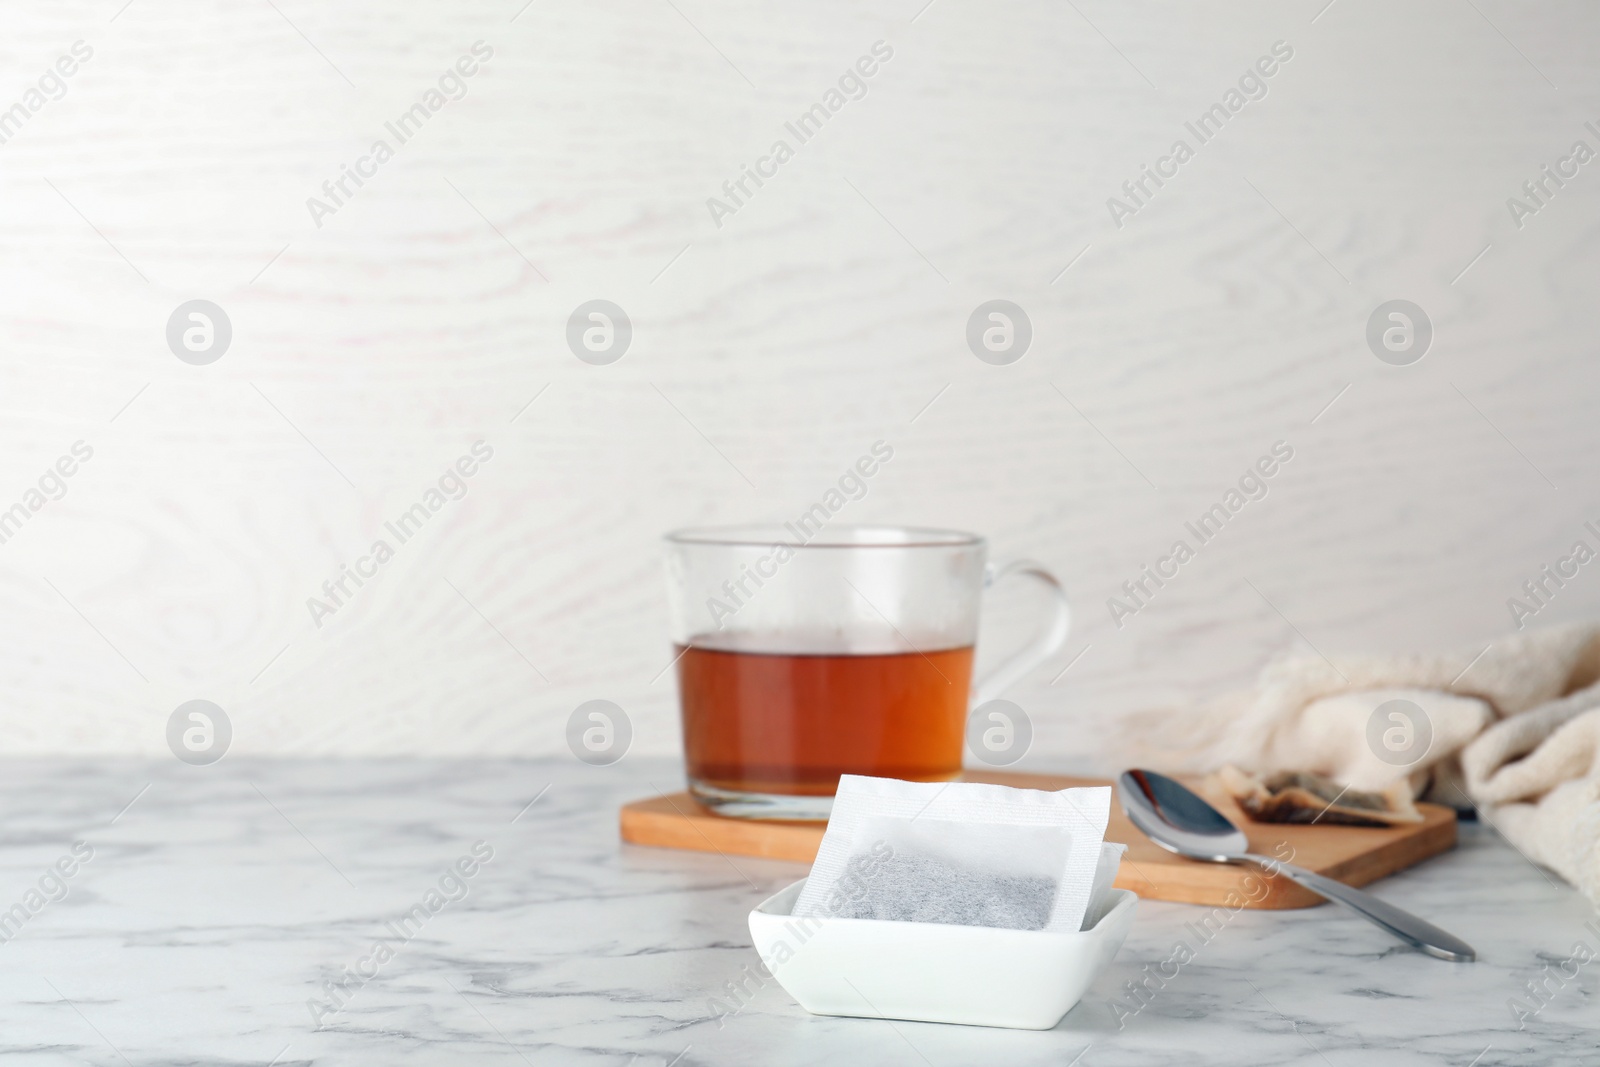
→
(748, 879, 1137, 1030)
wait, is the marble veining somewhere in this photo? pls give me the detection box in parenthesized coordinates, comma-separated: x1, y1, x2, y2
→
(0, 757, 1593, 1065)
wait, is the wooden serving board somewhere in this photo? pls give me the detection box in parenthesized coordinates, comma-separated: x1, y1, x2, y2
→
(619, 770, 1458, 909)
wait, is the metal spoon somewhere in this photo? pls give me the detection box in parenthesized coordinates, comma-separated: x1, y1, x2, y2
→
(1118, 769, 1475, 962)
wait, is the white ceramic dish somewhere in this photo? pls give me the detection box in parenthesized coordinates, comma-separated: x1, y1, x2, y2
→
(748, 879, 1138, 1030)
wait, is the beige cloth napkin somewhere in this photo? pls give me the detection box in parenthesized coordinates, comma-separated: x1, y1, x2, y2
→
(1138, 621, 1600, 904)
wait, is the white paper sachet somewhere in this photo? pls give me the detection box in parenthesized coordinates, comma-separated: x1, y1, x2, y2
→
(792, 775, 1112, 933)
(1082, 842, 1128, 931)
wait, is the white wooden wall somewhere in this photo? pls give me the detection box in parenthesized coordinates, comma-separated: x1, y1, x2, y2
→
(2, 0, 1597, 762)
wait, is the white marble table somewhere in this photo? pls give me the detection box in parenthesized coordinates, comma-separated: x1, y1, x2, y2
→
(0, 756, 1592, 1065)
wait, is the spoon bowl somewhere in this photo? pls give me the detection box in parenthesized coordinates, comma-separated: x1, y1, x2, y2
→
(1119, 768, 1249, 861)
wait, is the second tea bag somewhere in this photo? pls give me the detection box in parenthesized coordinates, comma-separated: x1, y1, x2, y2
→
(792, 775, 1112, 933)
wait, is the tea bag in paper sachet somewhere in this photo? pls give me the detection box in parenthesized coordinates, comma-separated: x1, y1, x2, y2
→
(792, 775, 1123, 933)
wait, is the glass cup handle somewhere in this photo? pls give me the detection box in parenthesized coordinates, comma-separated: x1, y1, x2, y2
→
(971, 559, 1072, 707)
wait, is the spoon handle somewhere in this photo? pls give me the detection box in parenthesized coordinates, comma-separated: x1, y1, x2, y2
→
(1243, 854, 1475, 962)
